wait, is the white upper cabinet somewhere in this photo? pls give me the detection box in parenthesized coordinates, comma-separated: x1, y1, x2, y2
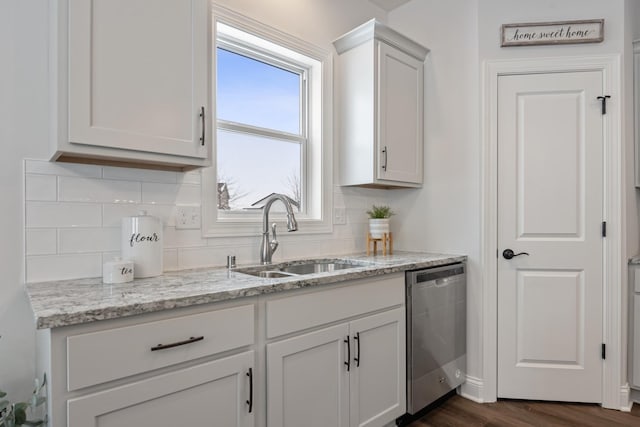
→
(50, 0, 211, 171)
(334, 20, 428, 188)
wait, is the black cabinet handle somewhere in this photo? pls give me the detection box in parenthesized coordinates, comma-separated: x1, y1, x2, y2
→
(199, 106, 205, 146)
(246, 367, 253, 413)
(381, 146, 388, 171)
(150, 336, 204, 351)
(502, 249, 530, 260)
(344, 336, 351, 372)
(354, 332, 360, 368)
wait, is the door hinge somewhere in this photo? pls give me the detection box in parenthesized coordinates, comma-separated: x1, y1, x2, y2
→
(602, 343, 606, 360)
(597, 95, 611, 115)
(602, 221, 607, 237)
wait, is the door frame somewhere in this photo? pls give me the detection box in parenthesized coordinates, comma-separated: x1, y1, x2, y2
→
(479, 55, 628, 409)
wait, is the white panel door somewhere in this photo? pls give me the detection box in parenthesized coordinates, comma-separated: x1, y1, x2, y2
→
(67, 351, 255, 427)
(377, 41, 423, 184)
(68, 0, 209, 158)
(497, 71, 604, 402)
(349, 308, 406, 427)
(267, 324, 350, 427)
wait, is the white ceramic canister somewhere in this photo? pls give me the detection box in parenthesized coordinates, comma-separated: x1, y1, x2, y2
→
(103, 257, 134, 284)
(121, 211, 163, 278)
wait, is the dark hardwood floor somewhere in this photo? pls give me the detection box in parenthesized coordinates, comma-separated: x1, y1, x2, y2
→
(408, 395, 640, 427)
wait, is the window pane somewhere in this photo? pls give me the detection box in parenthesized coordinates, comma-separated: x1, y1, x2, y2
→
(217, 48, 301, 135)
(217, 129, 301, 211)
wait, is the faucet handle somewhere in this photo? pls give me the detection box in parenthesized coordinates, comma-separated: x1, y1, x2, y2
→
(270, 223, 279, 252)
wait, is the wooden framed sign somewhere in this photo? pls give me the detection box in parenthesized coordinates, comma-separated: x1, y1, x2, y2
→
(501, 19, 604, 47)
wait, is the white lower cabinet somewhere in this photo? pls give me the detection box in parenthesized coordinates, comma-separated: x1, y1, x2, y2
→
(39, 302, 257, 427)
(267, 324, 350, 427)
(38, 276, 405, 427)
(68, 351, 255, 427)
(267, 307, 405, 427)
(349, 309, 406, 427)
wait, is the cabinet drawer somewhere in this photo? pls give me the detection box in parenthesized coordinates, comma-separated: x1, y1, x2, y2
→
(67, 304, 254, 391)
(266, 275, 404, 338)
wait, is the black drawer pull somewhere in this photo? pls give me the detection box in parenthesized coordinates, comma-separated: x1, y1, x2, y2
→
(199, 106, 205, 146)
(344, 336, 351, 372)
(354, 332, 360, 367)
(150, 336, 204, 351)
(246, 367, 253, 413)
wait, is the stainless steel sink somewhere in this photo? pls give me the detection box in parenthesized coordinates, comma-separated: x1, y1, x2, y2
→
(279, 261, 361, 275)
(235, 259, 370, 278)
(253, 271, 298, 278)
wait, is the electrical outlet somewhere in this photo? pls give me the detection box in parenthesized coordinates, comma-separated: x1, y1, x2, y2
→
(176, 206, 201, 229)
(334, 207, 346, 225)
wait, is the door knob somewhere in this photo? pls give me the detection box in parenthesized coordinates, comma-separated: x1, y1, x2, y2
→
(502, 249, 529, 260)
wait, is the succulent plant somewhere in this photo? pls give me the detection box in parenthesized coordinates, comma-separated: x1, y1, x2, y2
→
(366, 205, 395, 219)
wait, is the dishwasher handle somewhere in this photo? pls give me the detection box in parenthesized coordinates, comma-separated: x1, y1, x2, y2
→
(413, 265, 464, 284)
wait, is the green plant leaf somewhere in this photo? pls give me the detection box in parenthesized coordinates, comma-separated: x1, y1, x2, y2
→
(13, 406, 26, 425)
(0, 391, 6, 399)
(0, 400, 9, 412)
(30, 397, 45, 409)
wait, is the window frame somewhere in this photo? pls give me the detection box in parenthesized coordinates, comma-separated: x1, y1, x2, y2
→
(215, 37, 308, 213)
(202, 4, 333, 238)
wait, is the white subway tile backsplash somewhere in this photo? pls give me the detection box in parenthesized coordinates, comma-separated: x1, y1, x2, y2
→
(141, 183, 179, 204)
(25, 159, 102, 178)
(163, 249, 179, 271)
(176, 184, 201, 205)
(178, 170, 202, 185)
(59, 177, 141, 203)
(58, 227, 120, 253)
(102, 203, 177, 227)
(177, 245, 256, 269)
(163, 227, 207, 248)
(25, 174, 57, 201)
(27, 202, 102, 228)
(103, 166, 178, 184)
(26, 253, 102, 282)
(26, 229, 57, 255)
(23, 160, 370, 282)
(141, 183, 200, 205)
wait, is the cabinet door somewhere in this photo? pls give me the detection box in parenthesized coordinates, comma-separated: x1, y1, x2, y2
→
(67, 0, 209, 159)
(349, 308, 406, 427)
(67, 351, 254, 427)
(377, 41, 423, 184)
(267, 324, 350, 427)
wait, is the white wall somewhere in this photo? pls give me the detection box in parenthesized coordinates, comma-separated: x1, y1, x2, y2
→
(386, 0, 483, 394)
(1, 0, 393, 400)
(1, 0, 50, 401)
(388, 0, 637, 404)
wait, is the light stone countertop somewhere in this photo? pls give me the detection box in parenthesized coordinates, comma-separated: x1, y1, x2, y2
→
(630, 256, 640, 265)
(25, 251, 466, 329)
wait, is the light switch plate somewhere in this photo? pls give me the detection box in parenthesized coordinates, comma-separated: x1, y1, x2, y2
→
(176, 206, 201, 229)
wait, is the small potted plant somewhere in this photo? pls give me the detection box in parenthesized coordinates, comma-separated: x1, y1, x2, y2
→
(0, 375, 46, 427)
(366, 205, 394, 239)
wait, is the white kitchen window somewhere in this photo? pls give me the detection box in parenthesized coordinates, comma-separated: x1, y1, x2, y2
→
(202, 6, 332, 237)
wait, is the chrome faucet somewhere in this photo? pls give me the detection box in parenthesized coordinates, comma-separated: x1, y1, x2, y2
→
(260, 193, 298, 264)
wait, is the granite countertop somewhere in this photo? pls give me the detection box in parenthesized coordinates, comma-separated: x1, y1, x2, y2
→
(25, 251, 465, 329)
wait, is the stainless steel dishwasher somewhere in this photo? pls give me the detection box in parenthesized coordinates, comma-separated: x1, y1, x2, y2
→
(406, 262, 466, 414)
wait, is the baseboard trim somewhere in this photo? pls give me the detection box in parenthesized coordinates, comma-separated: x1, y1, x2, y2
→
(619, 383, 633, 412)
(459, 375, 485, 403)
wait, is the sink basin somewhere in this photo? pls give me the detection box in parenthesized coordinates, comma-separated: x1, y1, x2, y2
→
(280, 261, 362, 275)
(254, 271, 297, 278)
(235, 259, 370, 278)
